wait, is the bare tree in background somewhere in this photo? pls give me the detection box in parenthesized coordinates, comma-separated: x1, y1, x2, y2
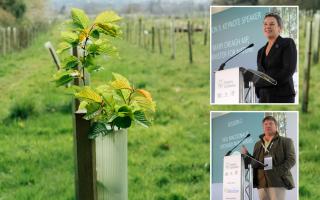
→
(25, 0, 51, 23)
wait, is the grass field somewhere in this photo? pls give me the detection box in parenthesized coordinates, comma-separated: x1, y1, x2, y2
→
(0, 16, 319, 199)
(0, 21, 210, 199)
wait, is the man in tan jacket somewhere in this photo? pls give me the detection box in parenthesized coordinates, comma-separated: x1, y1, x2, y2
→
(242, 116, 296, 200)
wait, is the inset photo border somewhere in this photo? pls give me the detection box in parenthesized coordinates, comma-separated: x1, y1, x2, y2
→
(210, 6, 299, 105)
(210, 111, 299, 200)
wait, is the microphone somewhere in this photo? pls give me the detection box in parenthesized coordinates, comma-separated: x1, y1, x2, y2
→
(242, 153, 268, 167)
(225, 133, 250, 156)
(218, 43, 254, 71)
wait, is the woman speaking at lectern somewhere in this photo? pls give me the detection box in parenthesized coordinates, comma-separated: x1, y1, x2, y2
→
(255, 12, 297, 103)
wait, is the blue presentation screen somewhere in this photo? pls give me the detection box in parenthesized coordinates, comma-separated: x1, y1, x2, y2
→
(211, 7, 270, 70)
(211, 7, 270, 102)
(211, 112, 265, 183)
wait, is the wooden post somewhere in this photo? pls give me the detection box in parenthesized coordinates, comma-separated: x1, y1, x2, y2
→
(29, 27, 33, 46)
(146, 26, 150, 50)
(31, 27, 34, 45)
(21, 27, 26, 48)
(23, 27, 28, 48)
(9, 27, 14, 51)
(312, 14, 320, 64)
(1, 27, 6, 55)
(303, 12, 307, 38)
(132, 20, 136, 45)
(7, 27, 11, 53)
(22, 27, 26, 48)
(131, 20, 134, 43)
(29, 27, 32, 45)
(151, 26, 155, 53)
(203, 21, 208, 46)
(170, 18, 176, 59)
(191, 22, 195, 45)
(162, 25, 166, 47)
(23, 27, 27, 48)
(17, 27, 21, 49)
(138, 18, 142, 47)
(13, 27, 17, 50)
(187, 21, 193, 64)
(143, 24, 146, 49)
(157, 27, 162, 54)
(126, 22, 130, 41)
(72, 46, 97, 200)
(302, 21, 312, 113)
(25, 27, 29, 47)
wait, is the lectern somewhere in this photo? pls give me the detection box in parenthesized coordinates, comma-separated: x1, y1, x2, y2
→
(214, 67, 277, 104)
(222, 154, 253, 200)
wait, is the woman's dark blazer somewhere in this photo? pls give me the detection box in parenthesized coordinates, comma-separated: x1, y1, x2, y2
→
(255, 36, 297, 101)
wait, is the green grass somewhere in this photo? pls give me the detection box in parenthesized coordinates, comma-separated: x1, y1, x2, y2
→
(297, 23, 320, 199)
(0, 21, 210, 199)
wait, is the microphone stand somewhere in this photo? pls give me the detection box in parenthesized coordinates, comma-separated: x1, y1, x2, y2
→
(241, 153, 267, 167)
(225, 134, 250, 156)
(218, 44, 254, 71)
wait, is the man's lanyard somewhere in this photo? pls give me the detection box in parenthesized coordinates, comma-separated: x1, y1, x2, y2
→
(261, 141, 274, 154)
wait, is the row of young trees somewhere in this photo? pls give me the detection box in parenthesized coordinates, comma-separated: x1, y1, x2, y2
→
(122, 16, 209, 64)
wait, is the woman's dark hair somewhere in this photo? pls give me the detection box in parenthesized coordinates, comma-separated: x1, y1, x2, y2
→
(262, 115, 278, 126)
(264, 12, 283, 29)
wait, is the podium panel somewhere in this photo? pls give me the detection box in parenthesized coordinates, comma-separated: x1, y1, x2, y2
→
(223, 154, 243, 200)
(214, 68, 244, 104)
(214, 67, 276, 104)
